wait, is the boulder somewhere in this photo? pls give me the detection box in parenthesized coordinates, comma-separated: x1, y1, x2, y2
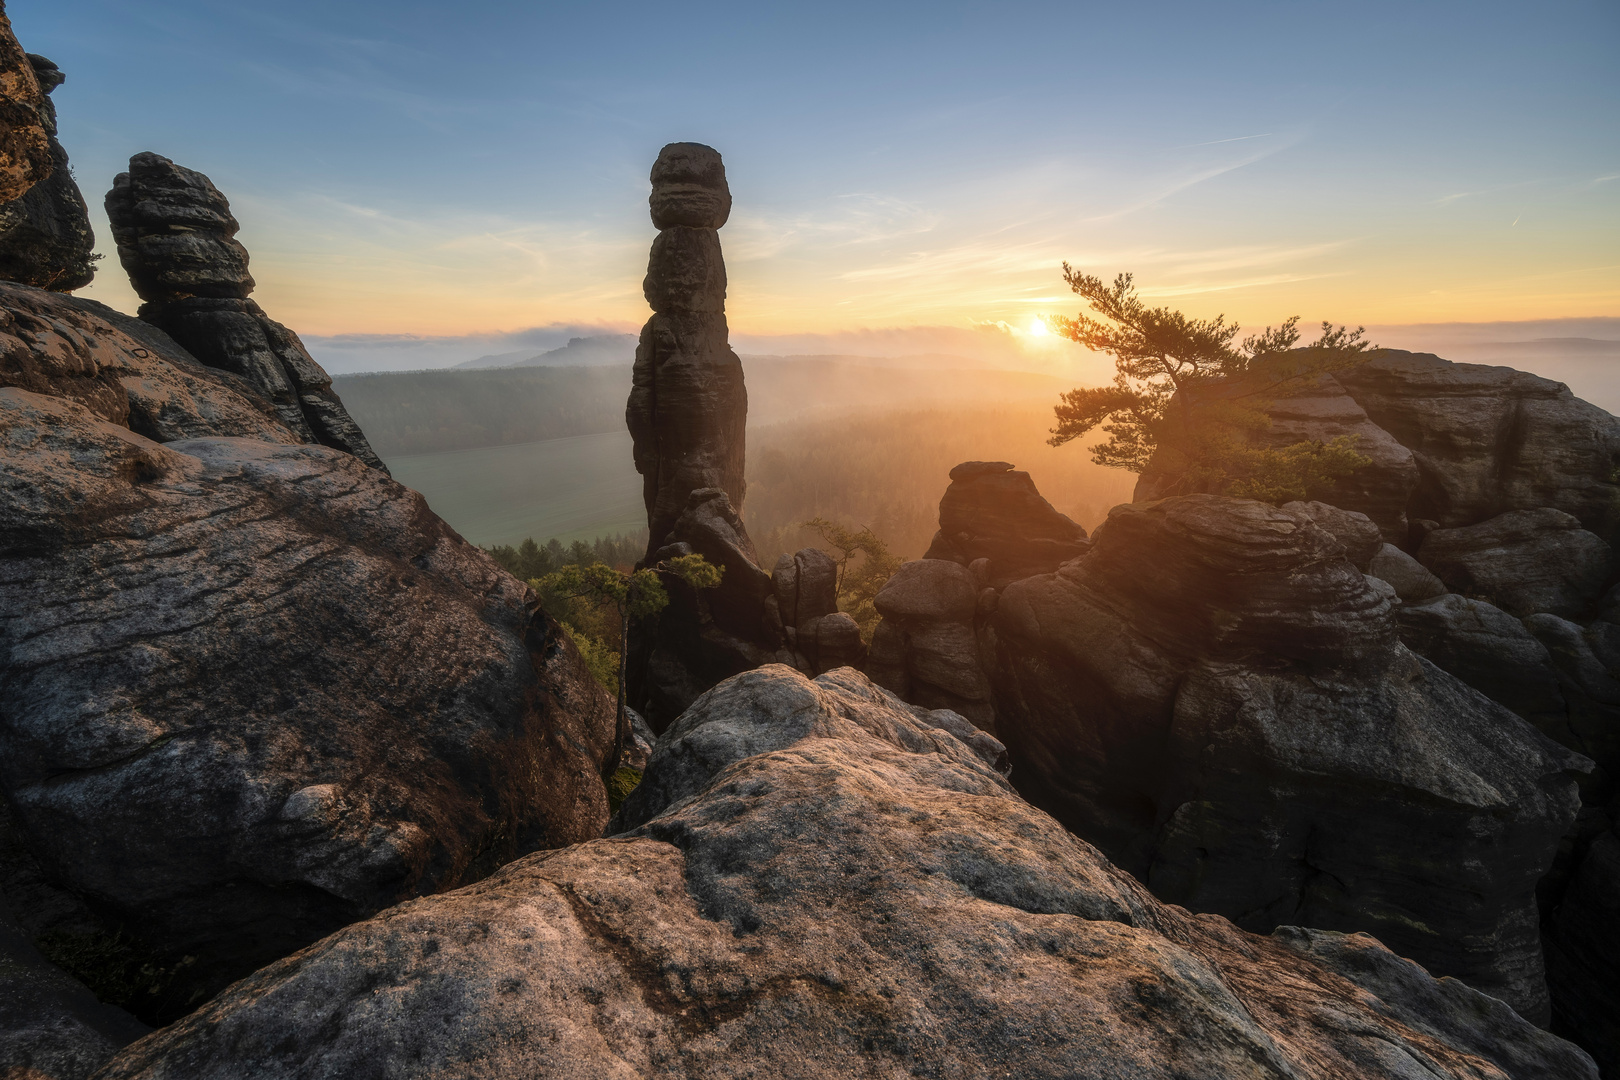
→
(1397, 593, 1567, 730)
(923, 460, 1089, 587)
(1369, 541, 1447, 601)
(104, 153, 386, 472)
(0, 311, 618, 1021)
(0, 6, 53, 205)
(94, 666, 1597, 1080)
(1418, 508, 1615, 619)
(1280, 499, 1383, 569)
(988, 494, 1587, 1022)
(627, 144, 785, 727)
(1522, 614, 1620, 787)
(768, 547, 862, 674)
(0, 890, 149, 1080)
(1336, 351, 1620, 545)
(0, 54, 96, 291)
(865, 559, 994, 730)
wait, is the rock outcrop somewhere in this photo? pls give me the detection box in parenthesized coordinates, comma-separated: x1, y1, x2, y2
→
(625, 144, 796, 730)
(771, 547, 864, 675)
(865, 558, 996, 730)
(103, 153, 385, 471)
(0, 3, 52, 205)
(0, 891, 149, 1080)
(987, 494, 1586, 1024)
(95, 666, 1597, 1080)
(0, 54, 96, 291)
(0, 287, 618, 1022)
(923, 460, 1089, 587)
(1418, 508, 1615, 620)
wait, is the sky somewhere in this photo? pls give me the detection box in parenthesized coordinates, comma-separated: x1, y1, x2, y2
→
(12, 0, 1619, 371)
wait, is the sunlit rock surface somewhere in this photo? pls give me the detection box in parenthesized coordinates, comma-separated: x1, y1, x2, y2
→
(104, 153, 385, 471)
(0, 54, 96, 292)
(0, 285, 617, 1022)
(0, 7, 53, 205)
(94, 667, 1597, 1080)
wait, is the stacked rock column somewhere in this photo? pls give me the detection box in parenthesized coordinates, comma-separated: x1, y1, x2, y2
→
(104, 153, 386, 471)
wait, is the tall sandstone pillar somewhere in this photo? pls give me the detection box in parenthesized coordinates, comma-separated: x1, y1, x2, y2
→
(104, 152, 386, 471)
(626, 143, 786, 730)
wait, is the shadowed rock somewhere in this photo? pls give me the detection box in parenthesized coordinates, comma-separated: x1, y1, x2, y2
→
(988, 494, 1586, 1023)
(93, 666, 1597, 1080)
(1418, 507, 1616, 620)
(626, 144, 787, 730)
(923, 460, 1089, 587)
(0, 291, 618, 1024)
(772, 547, 864, 674)
(865, 558, 995, 731)
(0, 54, 95, 291)
(104, 153, 385, 471)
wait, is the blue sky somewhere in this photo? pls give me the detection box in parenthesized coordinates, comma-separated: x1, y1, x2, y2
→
(13, 0, 1618, 364)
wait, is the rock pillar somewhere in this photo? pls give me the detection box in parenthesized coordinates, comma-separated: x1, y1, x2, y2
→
(104, 152, 387, 471)
(625, 143, 789, 730)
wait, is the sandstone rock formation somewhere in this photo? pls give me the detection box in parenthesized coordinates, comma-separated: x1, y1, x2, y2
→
(0, 285, 618, 1022)
(624, 144, 795, 730)
(1418, 508, 1615, 620)
(0, 54, 96, 291)
(1280, 499, 1383, 569)
(923, 459, 1089, 586)
(987, 494, 1586, 1024)
(94, 666, 1598, 1080)
(865, 557, 996, 730)
(0, 3, 52, 205)
(103, 153, 385, 471)
(0, 892, 149, 1080)
(771, 547, 864, 674)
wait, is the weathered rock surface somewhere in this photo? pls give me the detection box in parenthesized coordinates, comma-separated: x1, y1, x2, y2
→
(0, 4, 53, 205)
(923, 460, 1089, 587)
(771, 547, 863, 674)
(1336, 352, 1620, 544)
(1370, 541, 1448, 601)
(0, 891, 149, 1080)
(94, 666, 1598, 1080)
(1281, 499, 1383, 569)
(626, 144, 787, 729)
(0, 54, 96, 291)
(988, 494, 1587, 1023)
(1396, 593, 1567, 731)
(104, 153, 385, 471)
(865, 558, 995, 731)
(0, 312, 618, 1021)
(1544, 822, 1620, 1077)
(1418, 508, 1615, 620)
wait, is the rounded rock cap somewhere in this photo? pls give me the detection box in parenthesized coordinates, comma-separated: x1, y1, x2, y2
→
(649, 142, 731, 230)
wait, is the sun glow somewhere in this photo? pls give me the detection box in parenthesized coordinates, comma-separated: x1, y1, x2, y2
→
(1027, 317, 1050, 337)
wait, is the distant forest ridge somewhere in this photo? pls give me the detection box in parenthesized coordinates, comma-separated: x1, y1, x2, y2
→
(334, 358, 1071, 456)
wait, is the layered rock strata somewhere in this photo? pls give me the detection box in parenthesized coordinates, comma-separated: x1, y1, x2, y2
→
(0, 3, 52, 205)
(0, 54, 96, 291)
(624, 143, 793, 730)
(95, 666, 1597, 1080)
(0, 286, 618, 1022)
(104, 152, 385, 471)
(986, 494, 1586, 1024)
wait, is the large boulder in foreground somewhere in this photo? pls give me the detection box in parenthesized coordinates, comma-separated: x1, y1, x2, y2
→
(96, 666, 1597, 1080)
(0, 286, 618, 1021)
(988, 494, 1587, 1023)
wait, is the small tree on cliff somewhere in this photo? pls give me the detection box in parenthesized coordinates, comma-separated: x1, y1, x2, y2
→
(1047, 267, 1378, 501)
(541, 553, 722, 783)
(800, 517, 904, 641)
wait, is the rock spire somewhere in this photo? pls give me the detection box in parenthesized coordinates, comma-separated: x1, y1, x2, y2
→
(104, 152, 386, 471)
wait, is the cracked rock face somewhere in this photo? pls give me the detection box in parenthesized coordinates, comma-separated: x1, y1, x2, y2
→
(95, 666, 1597, 1080)
(0, 7, 52, 205)
(0, 54, 97, 292)
(0, 295, 618, 1022)
(988, 493, 1587, 1024)
(104, 153, 386, 471)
